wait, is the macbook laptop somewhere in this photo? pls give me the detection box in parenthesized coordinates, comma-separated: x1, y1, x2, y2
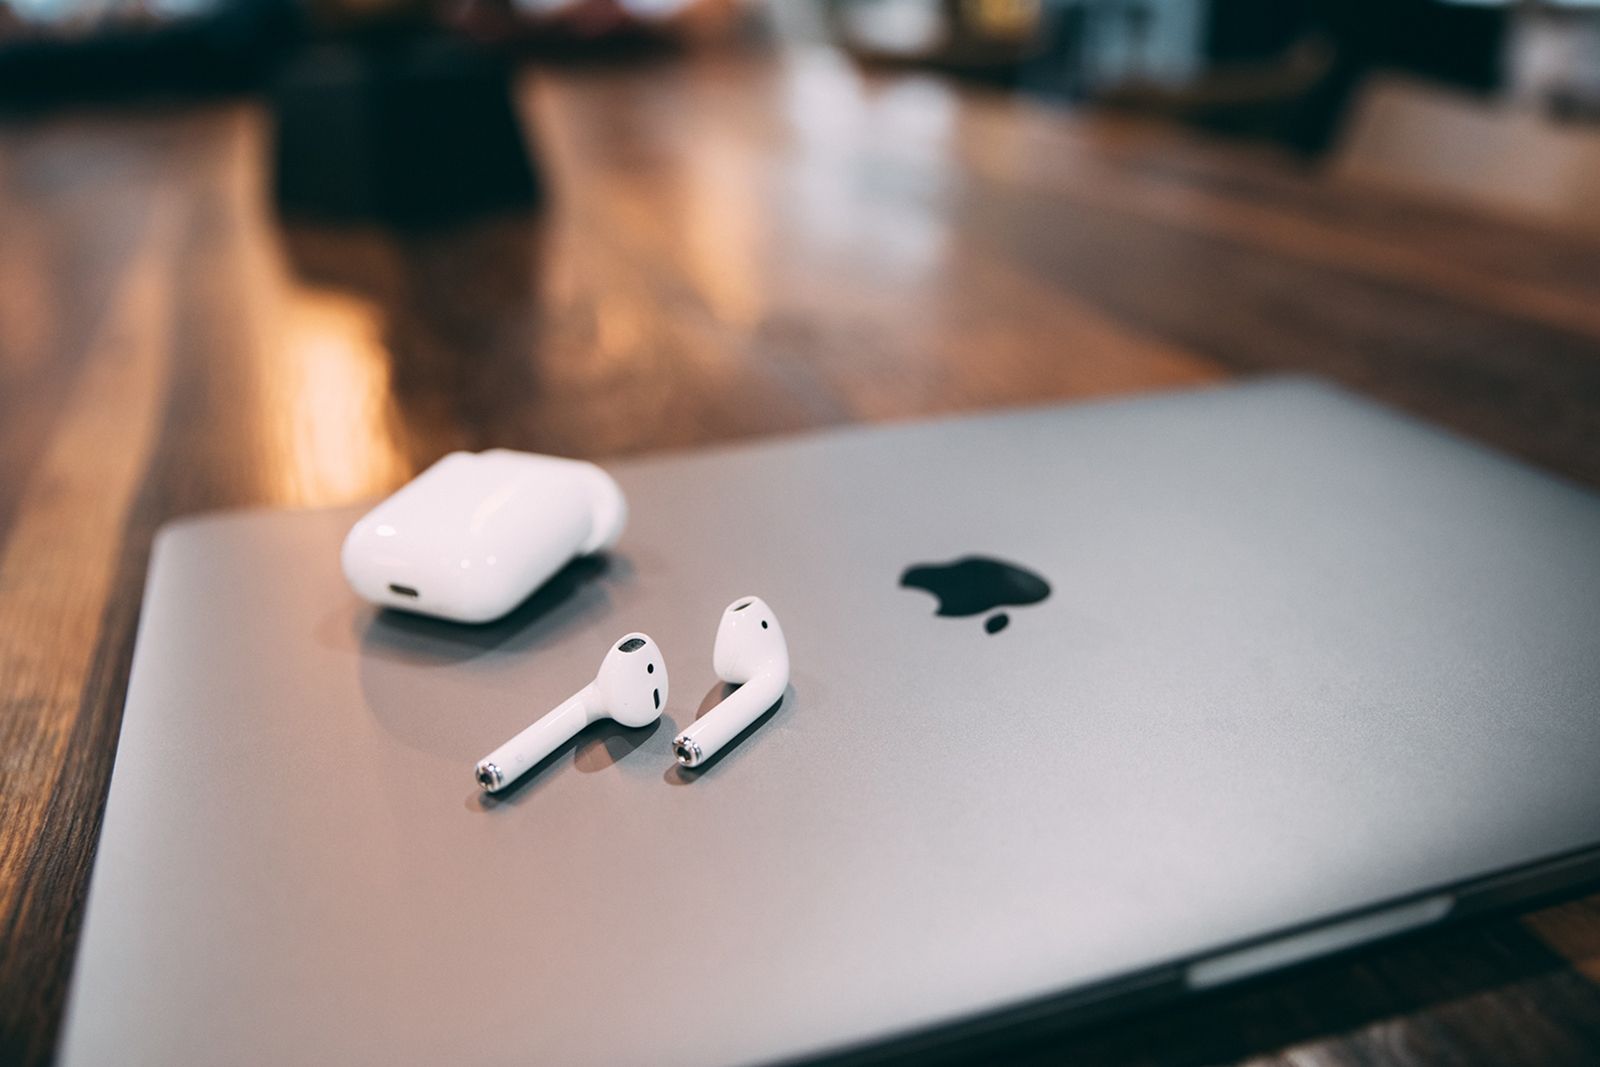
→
(60, 378, 1600, 1065)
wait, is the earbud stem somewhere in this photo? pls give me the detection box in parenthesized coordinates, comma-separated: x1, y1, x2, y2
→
(674, 673, 784, 768)
(476, 684, 598, 792)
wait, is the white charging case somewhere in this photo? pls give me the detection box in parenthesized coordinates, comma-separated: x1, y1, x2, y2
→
(340, 449, 626, 624)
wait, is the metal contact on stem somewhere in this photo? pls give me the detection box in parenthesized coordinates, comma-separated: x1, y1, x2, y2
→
(475, 762, 503, 791)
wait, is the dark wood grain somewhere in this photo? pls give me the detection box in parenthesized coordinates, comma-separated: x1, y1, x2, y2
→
(1, 47, 1598, 1066)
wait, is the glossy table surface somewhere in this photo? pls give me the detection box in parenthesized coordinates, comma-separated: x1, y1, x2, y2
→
(2, 44, 1599, 1066)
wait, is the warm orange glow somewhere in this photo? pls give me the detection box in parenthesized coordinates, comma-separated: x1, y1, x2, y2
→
(219, 111, 411, 508)
(268, 290, 411, 507)
(679, 136, 766, 332)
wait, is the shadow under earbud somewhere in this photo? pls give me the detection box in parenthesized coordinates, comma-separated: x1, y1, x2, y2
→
(360, 554, 621, 667)
(360, 554, 629, 764)
(575, 715, 668, 773)
(664, 681, 788, 784)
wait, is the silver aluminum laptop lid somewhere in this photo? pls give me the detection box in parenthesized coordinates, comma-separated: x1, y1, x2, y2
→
(61, 379, 1600, 1066)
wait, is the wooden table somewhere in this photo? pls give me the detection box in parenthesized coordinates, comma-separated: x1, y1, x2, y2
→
(3, 45, 1599, 1066)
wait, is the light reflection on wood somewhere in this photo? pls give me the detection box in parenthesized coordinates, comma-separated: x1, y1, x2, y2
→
(223, 110, 412, 507)
(270, 290, 411, 506)
(0, 188, 178, 923)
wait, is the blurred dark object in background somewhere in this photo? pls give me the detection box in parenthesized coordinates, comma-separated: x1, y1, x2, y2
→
(0, 0, 744, 220)
(268, 0, 743, 225)
(1073, 0, 1506, 152)
(271, 36, 540, 226)
(0, 0, 301, 109)
(814, 0, 1600, 158)
(0, 0, 738, 109)
(4, 0, 1598, 226)
(1280, 0, 1507, 153)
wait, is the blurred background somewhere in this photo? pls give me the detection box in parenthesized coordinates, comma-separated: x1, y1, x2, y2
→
(5, 0, 1600, 224)
(4, 0, 1598, 482)
(7, 0, 1599, 496)
(5, 0, 1600, 160)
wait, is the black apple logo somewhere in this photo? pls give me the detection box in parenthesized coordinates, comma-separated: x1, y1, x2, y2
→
(899, 555, 1051, 634)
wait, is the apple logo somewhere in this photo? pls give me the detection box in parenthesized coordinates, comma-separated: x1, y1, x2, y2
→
(899, 555, 1051, 634)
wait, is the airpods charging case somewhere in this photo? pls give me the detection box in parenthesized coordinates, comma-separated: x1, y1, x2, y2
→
(340, 449, 626, 624)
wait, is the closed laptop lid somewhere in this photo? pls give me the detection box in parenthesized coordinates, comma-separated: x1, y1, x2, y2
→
(61, 378, 1600, 1066)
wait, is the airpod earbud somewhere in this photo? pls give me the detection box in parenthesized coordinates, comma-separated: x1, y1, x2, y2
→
(475, 632, 668, 792)
(673, 597, 788, 768)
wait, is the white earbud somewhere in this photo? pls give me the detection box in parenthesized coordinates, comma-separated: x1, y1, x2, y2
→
(475, 632, 668, 792)
(673, 597, 788, 768)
